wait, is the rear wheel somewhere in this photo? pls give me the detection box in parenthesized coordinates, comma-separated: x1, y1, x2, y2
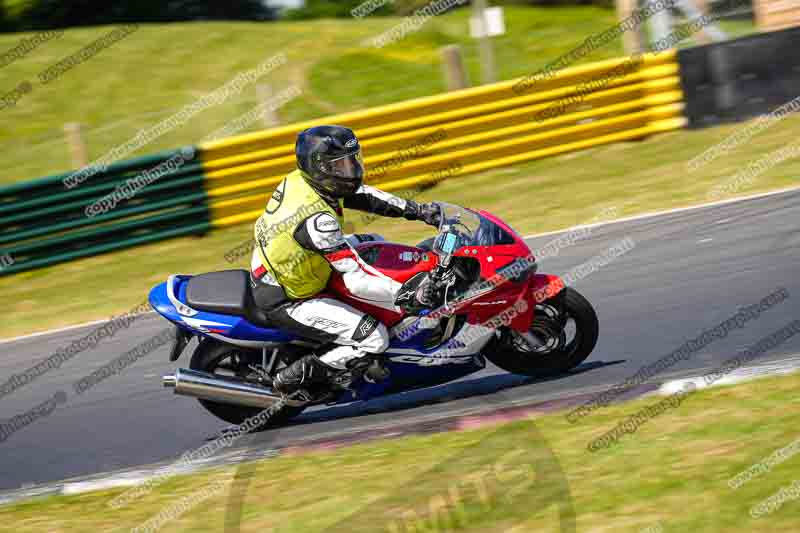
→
(189, 341, 305, 428)
(484, 287, 598, 377)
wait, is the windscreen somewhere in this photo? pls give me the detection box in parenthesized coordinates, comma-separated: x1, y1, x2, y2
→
(432, 203, 515, 256)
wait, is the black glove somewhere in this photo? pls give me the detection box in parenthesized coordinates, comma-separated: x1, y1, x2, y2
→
(395, 272, 442, 314)
(416, 203, 442, 227)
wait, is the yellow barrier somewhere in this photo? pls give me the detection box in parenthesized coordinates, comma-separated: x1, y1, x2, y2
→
(202, 51, 685, 228)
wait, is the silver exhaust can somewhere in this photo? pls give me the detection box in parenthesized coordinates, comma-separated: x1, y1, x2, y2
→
(163, 368, 284, 409)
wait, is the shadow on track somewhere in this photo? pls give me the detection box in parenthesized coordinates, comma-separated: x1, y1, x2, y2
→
(264, 359, 625, 429)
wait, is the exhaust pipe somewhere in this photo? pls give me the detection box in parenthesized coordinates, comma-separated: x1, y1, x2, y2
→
(163, 368, 285, 409)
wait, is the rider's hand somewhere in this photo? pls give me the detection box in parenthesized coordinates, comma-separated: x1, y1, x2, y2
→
(395, 272, 441, 314)
(416, 276, 440, 307)
(417, 203, 441, 227)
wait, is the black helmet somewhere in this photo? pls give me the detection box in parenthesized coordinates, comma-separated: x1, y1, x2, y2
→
(296, 125, 364, 198)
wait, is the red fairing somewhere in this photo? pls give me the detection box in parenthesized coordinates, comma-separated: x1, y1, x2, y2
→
(486, 275, 564, 333)
(326, 242, 436, 327)
(438, 211, 531, 329)
(325, 214, 563, 331)
(354, 242, 438, 283)
(530, 274, 565, 304)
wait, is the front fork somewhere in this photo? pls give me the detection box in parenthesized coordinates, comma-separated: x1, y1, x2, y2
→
(508, 274, 567, 348)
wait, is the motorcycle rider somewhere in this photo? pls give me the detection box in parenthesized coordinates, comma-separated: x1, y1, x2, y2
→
(251, 125, 442, 397)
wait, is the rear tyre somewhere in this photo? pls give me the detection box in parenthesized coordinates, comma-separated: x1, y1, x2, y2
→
(189, 341, 305, 428)
(484, 287, 598, 377)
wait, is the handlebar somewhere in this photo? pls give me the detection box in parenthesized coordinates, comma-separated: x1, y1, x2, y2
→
(429, 264, 447, 284)
(430, 249, 452, 282)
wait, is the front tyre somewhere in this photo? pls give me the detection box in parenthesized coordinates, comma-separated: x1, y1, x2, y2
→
(189, 341, 305, 428)
(485, 287, 598, 377)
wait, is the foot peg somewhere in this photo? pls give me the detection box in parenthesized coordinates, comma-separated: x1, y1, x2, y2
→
(346, 356, 390, 384)
(364, 358, 390, 383)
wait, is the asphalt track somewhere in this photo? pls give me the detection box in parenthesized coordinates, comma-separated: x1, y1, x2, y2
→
(1, 188, 799, 492)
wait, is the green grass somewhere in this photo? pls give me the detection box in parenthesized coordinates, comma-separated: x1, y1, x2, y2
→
(3, 370, 800, 531)
(0, 6, 629, 184)
(309, 6, 629, 110)
(1, 108, 798, 339)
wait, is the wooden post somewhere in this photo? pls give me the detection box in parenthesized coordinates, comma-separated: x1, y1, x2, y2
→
(616, 0, 644, 54)
(649, 3, 672, 46)
(472, 0, 497, 84)
(256, 83, 280, 128)
(441, 45, 470, 91)
(676, 0, 726, 43)
(694, 0, 712, 44)
(754, 0, 800, 30)
(63, 122, 88, 169)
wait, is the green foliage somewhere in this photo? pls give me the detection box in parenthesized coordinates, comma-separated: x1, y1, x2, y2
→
(0, 3, 9, 32)
(5, 0, 277, 30)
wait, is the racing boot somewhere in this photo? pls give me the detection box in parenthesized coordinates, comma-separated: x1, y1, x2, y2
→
(272, 354, 336, 397)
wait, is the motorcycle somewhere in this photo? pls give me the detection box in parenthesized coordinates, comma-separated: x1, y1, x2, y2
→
(150, 202, 598, 427)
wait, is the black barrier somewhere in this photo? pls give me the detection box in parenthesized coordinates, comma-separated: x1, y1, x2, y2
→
(679, 25, 800, 128)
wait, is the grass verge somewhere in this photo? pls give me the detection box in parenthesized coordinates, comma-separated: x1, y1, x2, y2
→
(2, 6, 759, 184)
(2, 6, 629, 184)
(3, 371, 800, 532)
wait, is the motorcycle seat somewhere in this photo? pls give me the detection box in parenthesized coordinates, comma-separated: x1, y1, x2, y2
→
(184, 270, 272, 328)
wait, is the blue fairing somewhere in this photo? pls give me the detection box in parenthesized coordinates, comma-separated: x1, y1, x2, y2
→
(150, 275, 485, 404)
(149, 278, 300, 344)
(370, 331, 483, 399)
(333, 357, 484, 403)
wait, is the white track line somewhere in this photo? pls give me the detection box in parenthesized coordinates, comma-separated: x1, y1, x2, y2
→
(4, 185, 800, 346)
(659, 353, 800, 395)
(0, 311, 156, 346)
(523, 185, 800, 239)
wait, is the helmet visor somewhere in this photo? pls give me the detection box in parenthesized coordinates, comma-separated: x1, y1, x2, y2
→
(325, 150, 364, 180)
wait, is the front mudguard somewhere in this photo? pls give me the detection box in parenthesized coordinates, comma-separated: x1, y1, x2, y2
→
(530, 274, 566, 304)
(508, 274, 566, 332)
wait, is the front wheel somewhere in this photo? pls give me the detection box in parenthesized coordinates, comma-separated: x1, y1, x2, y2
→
(484, 287, 598, 377)
(189, 341, 305, 428)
